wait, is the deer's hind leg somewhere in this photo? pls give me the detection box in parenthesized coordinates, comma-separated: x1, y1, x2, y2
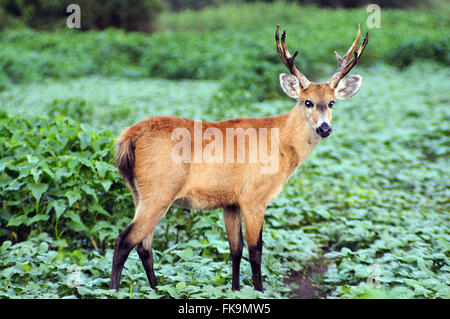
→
(109, 197, 173, 290)
(136, 232, 157, 289)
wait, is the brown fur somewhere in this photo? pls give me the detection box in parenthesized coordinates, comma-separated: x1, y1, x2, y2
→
(111, 88, 332, 285)
(117, 102, 325, 233)
(110, 26, 366, 291)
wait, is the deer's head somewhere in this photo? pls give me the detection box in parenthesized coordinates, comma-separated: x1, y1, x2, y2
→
(276, 25, 369, 138)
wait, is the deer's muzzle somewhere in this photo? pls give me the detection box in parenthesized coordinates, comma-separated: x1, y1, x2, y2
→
(316, 122, 332, 138)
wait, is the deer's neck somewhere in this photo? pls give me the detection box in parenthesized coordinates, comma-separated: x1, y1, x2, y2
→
(282, 104, 321, 168)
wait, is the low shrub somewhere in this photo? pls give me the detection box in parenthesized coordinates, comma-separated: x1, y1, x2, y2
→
(0, 114, 134, 247)
(386, 37, 450, 68)
(45, 98, 94, 123)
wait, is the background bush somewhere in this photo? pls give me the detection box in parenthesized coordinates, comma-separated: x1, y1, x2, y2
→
(0, 0, 445, 32)
(0, 0, 164, 31)
(165, 0, 437, 11)
(293, 0, 429, 8)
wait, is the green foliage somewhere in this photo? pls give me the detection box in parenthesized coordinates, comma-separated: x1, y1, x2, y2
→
(159, 2, 449, 33)
(387, 38, 450, 68)
(0, 232, 282, 298)
(0, 0, 164, 32)
(293, 0, 428, 8)
(0, 77, 219, 133)
(166, 0, 228, 11)
(45, 98, 94, 123)
(0, 114, 133, 246)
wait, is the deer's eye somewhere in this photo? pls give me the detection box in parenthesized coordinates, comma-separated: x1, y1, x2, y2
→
(328, 101, 334, 108)
(305, 100, 314, 108)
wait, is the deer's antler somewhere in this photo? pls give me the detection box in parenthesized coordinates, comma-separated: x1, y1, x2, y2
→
(328, 24, 369, 89)
(275, 25, 311, 89)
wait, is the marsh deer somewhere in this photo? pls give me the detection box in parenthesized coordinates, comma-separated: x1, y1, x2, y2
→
(109, 25, 368, 292)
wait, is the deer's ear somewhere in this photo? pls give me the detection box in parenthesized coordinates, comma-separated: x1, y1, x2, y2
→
(334, 75, 363, 99)
(280, 73, 300, 99)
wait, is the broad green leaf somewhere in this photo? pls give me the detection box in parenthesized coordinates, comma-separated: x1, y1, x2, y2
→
(78, 132, 92, 150)
(22, 264, 32, 272)
(40, 163, 54, 179)
(6, 179, 24, 191)
(66, 221, 88, 233)
(89, 203, 109, 216)
(175, 281, 186, 293)
(65, 210, 88, 233)
(25, 214, 49, 226)
(81, 185, 98, 202)
(55, 167, 73, 181)
(157, 285, 178, 298)
(30, 167, 42, 184)
(39, 242, 49, 253)
(95, 161, 109, 179)
(56, 134, 69, 150)
(27, 183, 48, 202)
(7, 214, 28, 227)
(65, 190, 81, 206)
(179, 248, 194, 261)
(0, 241, 11, 253)
(50, 200, 67, 220)
(100, 180, 113, 192)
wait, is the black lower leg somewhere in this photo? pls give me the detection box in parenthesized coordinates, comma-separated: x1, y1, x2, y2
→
(231, 228, 244, 291)
(248, 229, 263, 292)
(109, 224, 135, 290)
(136, 243, 158, 290)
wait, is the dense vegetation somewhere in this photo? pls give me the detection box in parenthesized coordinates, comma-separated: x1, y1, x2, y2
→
(0, 2, 449, 298)
(0, 0, 164, 31)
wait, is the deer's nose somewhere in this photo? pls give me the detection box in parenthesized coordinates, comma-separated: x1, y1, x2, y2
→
(316, 122, 332, 138)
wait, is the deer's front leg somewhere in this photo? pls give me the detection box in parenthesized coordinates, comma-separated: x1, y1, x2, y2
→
(223, 205, 243, 291)
(241, 204, 265, 292)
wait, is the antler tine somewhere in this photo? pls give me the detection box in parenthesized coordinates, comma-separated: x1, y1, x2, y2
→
(280, 30, 297, 60)
(341, 24, 361, 62)
(328, 24, 369, 89)
(275, 25, 311, 89)
(334, 51, 342, 61)
(275, 26, 287, 66)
